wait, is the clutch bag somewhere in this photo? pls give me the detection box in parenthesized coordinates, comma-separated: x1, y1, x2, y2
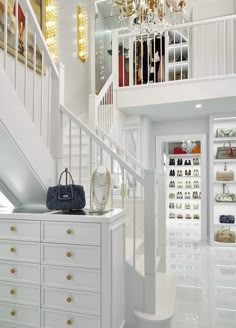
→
(46, 169, 86, 210)
(216, 128, 236, 138)
(216, 171, 234, 181)
(219, 215, 235, 224)
(214, 228, 235, 243)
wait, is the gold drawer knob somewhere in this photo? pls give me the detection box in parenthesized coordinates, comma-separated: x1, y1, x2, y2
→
(11, 311, 16, 316)
(10, 226, 16, 232)
(10, 247, 16, 253)
(67, 320, 72, 325)
(11, 268, 16, 274)
(67, 229, 72, 235)
(67, 274, 72, 281)
(67, 297, 72, 303)
(10, 289, 16, 295)
(67, 252, 72, 258)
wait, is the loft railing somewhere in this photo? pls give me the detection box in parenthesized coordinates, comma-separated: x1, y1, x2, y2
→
(60, 104, 158, 313)
(114, 15, 236, 87)
(0, 0, 59, 153)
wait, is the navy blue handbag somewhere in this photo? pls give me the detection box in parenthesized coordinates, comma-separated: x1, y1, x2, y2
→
(46, 169, 86, 210)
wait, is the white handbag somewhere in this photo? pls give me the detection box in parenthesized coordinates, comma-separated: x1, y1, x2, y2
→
(216, 162, 234, 181)
(216, 128, 236, 138)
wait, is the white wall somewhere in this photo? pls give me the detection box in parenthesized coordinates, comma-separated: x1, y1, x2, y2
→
(193, 0, 234, 20)
(58, 0, 90, 116)
(150, 119, 208, 168)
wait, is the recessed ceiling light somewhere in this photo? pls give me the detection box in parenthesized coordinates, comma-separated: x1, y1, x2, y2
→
(195, 104, 202, 109)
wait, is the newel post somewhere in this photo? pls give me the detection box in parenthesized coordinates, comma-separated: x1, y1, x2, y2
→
(144, 169, 157, 314)
(89, 94, 98, 131)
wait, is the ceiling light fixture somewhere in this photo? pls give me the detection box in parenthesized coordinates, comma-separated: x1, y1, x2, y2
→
(195, 104, 202, 108)
(107, 0, 197, 34)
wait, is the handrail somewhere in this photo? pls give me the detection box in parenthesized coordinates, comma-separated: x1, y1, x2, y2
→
(60, 105, 144, 184)
(19, 0, 59, 79)
(96, 126, 145, 175)
(118, 14, 236, 38)
(96, 73, 114, 106)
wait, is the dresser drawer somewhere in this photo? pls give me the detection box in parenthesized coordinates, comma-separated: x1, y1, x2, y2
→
(0, 261, 40, 285)
(42, 309, 100, 328)
(0, 241, 40, 263)
(41, 244, 100, 269)
(42, 287, 100, 316)
(0, 301, 40, 327)
(42, 265, 100, 292)
(42, 222, 100, 246)
(0, 220, 40, 242)
(0, 281, 40, 307)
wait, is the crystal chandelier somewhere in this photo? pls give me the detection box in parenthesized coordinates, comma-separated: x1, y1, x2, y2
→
(109, 0, 196, 34)
(181, 140, 196, 153)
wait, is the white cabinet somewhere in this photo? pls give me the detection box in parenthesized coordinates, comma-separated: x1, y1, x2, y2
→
(0, 210, 125, 328)
(210, 115, 236, 246)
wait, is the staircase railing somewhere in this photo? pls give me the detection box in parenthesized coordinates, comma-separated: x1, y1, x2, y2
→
(89, 73, 114, 133)
(60, 104, 158, 314)
(114, 14, 236, 87)
(1, 0, 59, 153)
(96, 126, 145, 178)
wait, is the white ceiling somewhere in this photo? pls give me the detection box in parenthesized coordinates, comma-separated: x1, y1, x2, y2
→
(120, 97, 236, 122)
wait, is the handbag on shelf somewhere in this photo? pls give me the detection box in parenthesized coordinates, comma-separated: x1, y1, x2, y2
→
(215, 184, 236, 203)
(216, 162, 234, 181)
(214, 227, 236, 243)
(192, 144, 201, 154)
(46, 168, 86, 210)
(173, 147, 186, 154)
(219, 215, 235, 224)
(216, 128, 236, 138)
(216, 142, 236, 159)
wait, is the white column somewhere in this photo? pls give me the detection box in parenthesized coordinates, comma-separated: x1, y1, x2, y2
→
(144, 169, 157, 314)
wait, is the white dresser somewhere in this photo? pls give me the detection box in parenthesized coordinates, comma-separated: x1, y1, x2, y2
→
(0, 209, 125, 328)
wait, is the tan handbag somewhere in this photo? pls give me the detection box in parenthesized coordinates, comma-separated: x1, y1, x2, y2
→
(214, 227, 236, 243)
(216, 162, 234, 181)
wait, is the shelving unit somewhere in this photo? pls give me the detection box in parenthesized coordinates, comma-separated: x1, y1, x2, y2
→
(166, 30, 189, 81)
(210, 115, 236, 246)
(166, 145, 202, 224)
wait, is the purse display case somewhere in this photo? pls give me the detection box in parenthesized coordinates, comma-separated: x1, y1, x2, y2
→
(166, 141, 202, 225)
(210, 115, 236, 246)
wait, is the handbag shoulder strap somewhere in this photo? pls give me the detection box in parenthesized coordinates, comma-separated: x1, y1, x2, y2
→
(58, 168, 75, 185)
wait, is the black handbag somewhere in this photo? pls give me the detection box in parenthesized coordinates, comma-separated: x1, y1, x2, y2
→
(46, 168, 86, 210)
(219, 215, 235, 224)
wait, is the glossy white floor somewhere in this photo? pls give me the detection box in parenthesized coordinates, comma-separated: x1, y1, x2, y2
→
(166, 222, 236, 328)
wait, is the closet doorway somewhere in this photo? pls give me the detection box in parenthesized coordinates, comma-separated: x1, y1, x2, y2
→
(156, 134, 207, 243)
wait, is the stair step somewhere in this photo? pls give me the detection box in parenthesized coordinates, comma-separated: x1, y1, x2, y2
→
(134, 273, 176, 327)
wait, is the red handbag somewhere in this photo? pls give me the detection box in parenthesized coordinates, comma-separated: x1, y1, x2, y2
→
(173, 147, 186, 154)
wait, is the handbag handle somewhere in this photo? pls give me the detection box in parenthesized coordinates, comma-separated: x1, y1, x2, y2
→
(224, 162, 227, 171)
(222, 183, 229, 194)
(58, 168, 75, 186)
(223, 141, 232, 148)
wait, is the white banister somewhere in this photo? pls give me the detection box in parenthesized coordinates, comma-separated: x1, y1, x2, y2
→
(18, 0, 59, 79)
(60, 104, 144, 185)
(96, 126, 145, 178)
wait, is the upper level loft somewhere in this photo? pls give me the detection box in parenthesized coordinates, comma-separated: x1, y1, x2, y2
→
(95, 7, 236, 120)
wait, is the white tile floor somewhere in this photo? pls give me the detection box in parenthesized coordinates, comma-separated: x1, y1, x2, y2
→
(166, 225, 236, 328)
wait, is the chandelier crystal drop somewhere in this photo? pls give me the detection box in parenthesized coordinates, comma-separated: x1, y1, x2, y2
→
(109, 0, 196, 34)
